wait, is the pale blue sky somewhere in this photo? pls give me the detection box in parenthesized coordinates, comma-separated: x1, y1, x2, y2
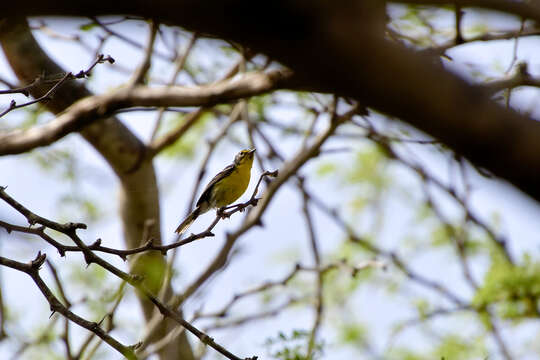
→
(1, 14, 540, 360)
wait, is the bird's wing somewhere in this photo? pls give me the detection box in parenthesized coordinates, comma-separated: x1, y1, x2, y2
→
(196, 164, 235, 207)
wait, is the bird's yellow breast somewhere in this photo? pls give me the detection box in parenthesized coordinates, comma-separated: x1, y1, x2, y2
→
(210, 158, 253, 208)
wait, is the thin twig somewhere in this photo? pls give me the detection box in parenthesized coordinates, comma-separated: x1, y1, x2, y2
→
(77, 282, 127, 360)
(0, 253, 137, 360)
(150, 33, 198, 141)
(129, 20, 158, 87)
(46, 259, 72, 307)
(302, 185, 323, 358)
(90, 17, 173, 61)
(0, 54, 114, 119)
(0, 185, 268, 360)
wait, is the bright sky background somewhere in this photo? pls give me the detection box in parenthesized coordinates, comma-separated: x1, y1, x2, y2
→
(1, 12, 540, 360)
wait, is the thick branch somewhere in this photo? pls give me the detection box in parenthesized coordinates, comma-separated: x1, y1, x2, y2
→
(0, 70, 290, 156)
(3, 1, 540, 201)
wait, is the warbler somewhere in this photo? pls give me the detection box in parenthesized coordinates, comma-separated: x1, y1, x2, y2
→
(175, 148, 256, 234)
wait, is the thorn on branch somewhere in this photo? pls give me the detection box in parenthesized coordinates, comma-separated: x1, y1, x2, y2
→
(84, 254, 94, 267)
(129, 341, 143, 351)
(30, 251, 47, 270)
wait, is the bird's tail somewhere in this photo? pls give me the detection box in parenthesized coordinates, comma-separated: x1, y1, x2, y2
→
(174, 207, 201, 234)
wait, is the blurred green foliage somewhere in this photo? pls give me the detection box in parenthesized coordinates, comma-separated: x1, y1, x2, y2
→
(264, 330, 324, 360)
(432, 334, 486, 360)
(474, 253, 540, 319)
(160, 111, 212, 159)
(317, 145, 390, 216)
(338, 322, 368, 347)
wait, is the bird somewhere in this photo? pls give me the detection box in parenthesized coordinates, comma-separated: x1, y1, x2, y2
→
(175, 148, 256, 234)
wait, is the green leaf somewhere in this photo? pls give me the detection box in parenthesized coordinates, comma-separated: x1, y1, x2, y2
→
(316, 162, 337, 177)
(473, 253, 540, 320)
(79, 22, 97, 31)
(338, 322, 367, 345)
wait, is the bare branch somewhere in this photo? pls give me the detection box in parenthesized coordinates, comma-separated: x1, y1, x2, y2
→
(150, 32, 198, 141)
(0, 187, 259, 360)
(0, 72, 71, 118)
(0, 76, 41, 96)
(0, 70, 291, 156)
(128, 20, 158, 87)
(484, 62, 540, 94)
(203, 297, 305, 332)
(0, 171, 277, 261)
(4, 0, 540, 203)
(195, 260, 384, 321)
(90, 16, 173, 61)
(360, 123, 513, 263)
(148, 53, 246, 158)
(45, 259, 72, 308)
(302, 186, 323, 358)
(148, 108, 205, 157)
(0, 54, 114, 118)
(0, 253, 138, 360)
(75, 282, 126, 359)
(171, 106, 350, 311)
(303, 183, 467, 307)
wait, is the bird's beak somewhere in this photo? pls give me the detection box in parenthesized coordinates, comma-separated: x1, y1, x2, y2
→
(248, 149, 256, 155)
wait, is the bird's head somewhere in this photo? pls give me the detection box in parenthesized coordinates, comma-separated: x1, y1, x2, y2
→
(234, 148, 255, 166)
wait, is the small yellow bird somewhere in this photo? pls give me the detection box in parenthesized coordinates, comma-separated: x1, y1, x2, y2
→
(175, 149, 256, 234)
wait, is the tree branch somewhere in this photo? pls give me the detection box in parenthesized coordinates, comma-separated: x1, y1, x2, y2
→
(0, 17, 201, 360)
(0, 171, 277, 260)
(0, 252, 138, 360)
(0, 70, 291, 156)
(128, 20, 158, 87)
(4, 2, 540, 201)
(0, 187, 259, 360)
